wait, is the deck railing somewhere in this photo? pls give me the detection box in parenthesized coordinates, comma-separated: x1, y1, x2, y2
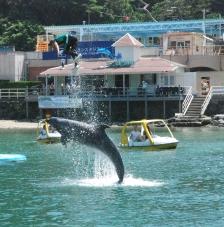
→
(0, 88, 44, 100)
(0, 86, 187, 100)
(165, 45, 224, 56)
(70, 86, 186, 98)
(182, 86, 193, 115)
(201, 86, 224, 115)
(0, 88, 27, 99)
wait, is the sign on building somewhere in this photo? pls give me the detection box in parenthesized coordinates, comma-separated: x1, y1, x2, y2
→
(38, 96, 82, 109)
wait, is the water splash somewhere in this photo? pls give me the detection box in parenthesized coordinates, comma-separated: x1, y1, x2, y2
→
(93, 152, 116, 180)
(122, 175, 164, 187)
(45, 149, 165, 188)
(70, 144, 95, 179)
(59, 146, 165, 188)
(61, 175, 164, 188)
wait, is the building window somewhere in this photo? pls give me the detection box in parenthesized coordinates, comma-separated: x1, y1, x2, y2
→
(148, 37, 160, 46)
(148, 37, 153, 46)
(170, 75, 175, 86)
(160, 75, 168, 86)
(160, 75, 175, 86)
(185, 41, 190, 47)
(170, 41, 176, 49)
(177, 41, 185, 48)
(115, 75, 129, 88)
(144, 74, 157, 85)
(154, 37, 160, 46)
(137, 37, 142, 42)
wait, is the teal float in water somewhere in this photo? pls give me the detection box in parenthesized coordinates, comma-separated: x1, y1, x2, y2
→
(0, 154, 26, 162)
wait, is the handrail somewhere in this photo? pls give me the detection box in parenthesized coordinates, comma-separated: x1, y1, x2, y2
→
(0, 86, 188, 99)
(201, 87, 213, 115)
(201, 86, 224, 115)
(0, 88, 26, 99)
(0, 88, 42, 99)
(182, 86, 193, 115)
(165, 44, 224, 56)
(76, 86, 187, 98)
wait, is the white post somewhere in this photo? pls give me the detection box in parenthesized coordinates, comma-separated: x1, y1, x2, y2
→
(202, 9, 206, 35)
(80, 28, 83, 42)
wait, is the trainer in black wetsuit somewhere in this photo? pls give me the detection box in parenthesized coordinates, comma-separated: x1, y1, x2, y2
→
(50, 34, 78, 60)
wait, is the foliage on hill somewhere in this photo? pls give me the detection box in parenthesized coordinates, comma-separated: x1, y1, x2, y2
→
(0, 18, 44, 51)
(0, 0, 223, 51)
(0, 80, 41, 88)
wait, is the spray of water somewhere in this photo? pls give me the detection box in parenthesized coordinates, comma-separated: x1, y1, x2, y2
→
(60, 145, 164, 188)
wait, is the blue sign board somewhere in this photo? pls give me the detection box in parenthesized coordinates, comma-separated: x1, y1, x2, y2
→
(42, 41, 114, 60)
(38, 96, 82, 109)
(77, 41, 114, 58)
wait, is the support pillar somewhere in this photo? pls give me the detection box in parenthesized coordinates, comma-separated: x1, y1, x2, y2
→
(25, 87, 29, 119)
(123, 74, 125, 96)
(26, 102, 29, 119)
(45, 76, 48, 95)
(179, 96, 182, 113)
(127, 100, 130, 121)
(163, 100, 166, 119)
(109, 100, 112, 122)
(145, 100, 148, 118)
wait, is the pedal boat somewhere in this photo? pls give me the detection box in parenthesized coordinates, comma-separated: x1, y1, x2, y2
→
(37, 119, 61, 144)
(120, 119, 178, 151)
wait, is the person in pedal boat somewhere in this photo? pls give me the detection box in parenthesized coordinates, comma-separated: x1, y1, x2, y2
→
(129, 125, 145, 142)
(40, 125, 47, 136)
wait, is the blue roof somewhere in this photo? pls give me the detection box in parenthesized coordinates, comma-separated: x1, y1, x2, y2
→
(44, 19, 224, 37)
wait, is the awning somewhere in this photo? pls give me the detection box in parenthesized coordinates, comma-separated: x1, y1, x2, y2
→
(39, 57, 186, 77)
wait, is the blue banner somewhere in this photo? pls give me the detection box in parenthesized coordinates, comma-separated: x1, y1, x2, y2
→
(42, 41, 115, 60)
(77, 41, 114, 58)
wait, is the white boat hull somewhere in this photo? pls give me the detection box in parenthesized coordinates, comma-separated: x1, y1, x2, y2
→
(121, 136, 178, 151)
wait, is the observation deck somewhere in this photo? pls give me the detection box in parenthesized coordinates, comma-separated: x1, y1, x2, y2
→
(44, 19, 224, 40)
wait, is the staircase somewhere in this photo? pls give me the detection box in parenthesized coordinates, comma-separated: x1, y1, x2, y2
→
(185, 96, 205, 117)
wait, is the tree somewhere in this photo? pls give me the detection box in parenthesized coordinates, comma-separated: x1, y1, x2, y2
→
(151, 0, 212, 21)
(81, 0, 104, 24)
(101, 0, 136, 23)
(0, 0, 222, 51)
(0, 19, 44, 51)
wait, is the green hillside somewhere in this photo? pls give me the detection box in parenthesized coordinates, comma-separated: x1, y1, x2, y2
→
(0, 0, 223, 51)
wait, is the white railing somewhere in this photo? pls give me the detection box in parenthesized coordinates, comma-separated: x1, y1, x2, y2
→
(201, 86, 224, 115)
(0, 86, 188, 100)
(44, 85, 186, 97)
(0, 88, 27, 99)
(182, 86, 193, 115)
(0, 88, 43, 99)
(165, 45, 224, 56)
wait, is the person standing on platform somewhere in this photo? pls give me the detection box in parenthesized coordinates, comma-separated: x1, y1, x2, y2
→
(49, 33, 81, 67)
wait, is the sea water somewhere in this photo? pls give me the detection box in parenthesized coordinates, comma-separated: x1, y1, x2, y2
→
(0, 127, 224, 226)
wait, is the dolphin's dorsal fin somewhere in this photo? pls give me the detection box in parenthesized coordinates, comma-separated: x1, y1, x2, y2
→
(95, 124, 110, 131)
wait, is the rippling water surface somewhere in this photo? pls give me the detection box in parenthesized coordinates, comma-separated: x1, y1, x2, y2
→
(0, 127, 224, 226)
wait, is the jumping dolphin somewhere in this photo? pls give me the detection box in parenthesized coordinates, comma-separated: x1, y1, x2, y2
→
(48, 117, 124, 183)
